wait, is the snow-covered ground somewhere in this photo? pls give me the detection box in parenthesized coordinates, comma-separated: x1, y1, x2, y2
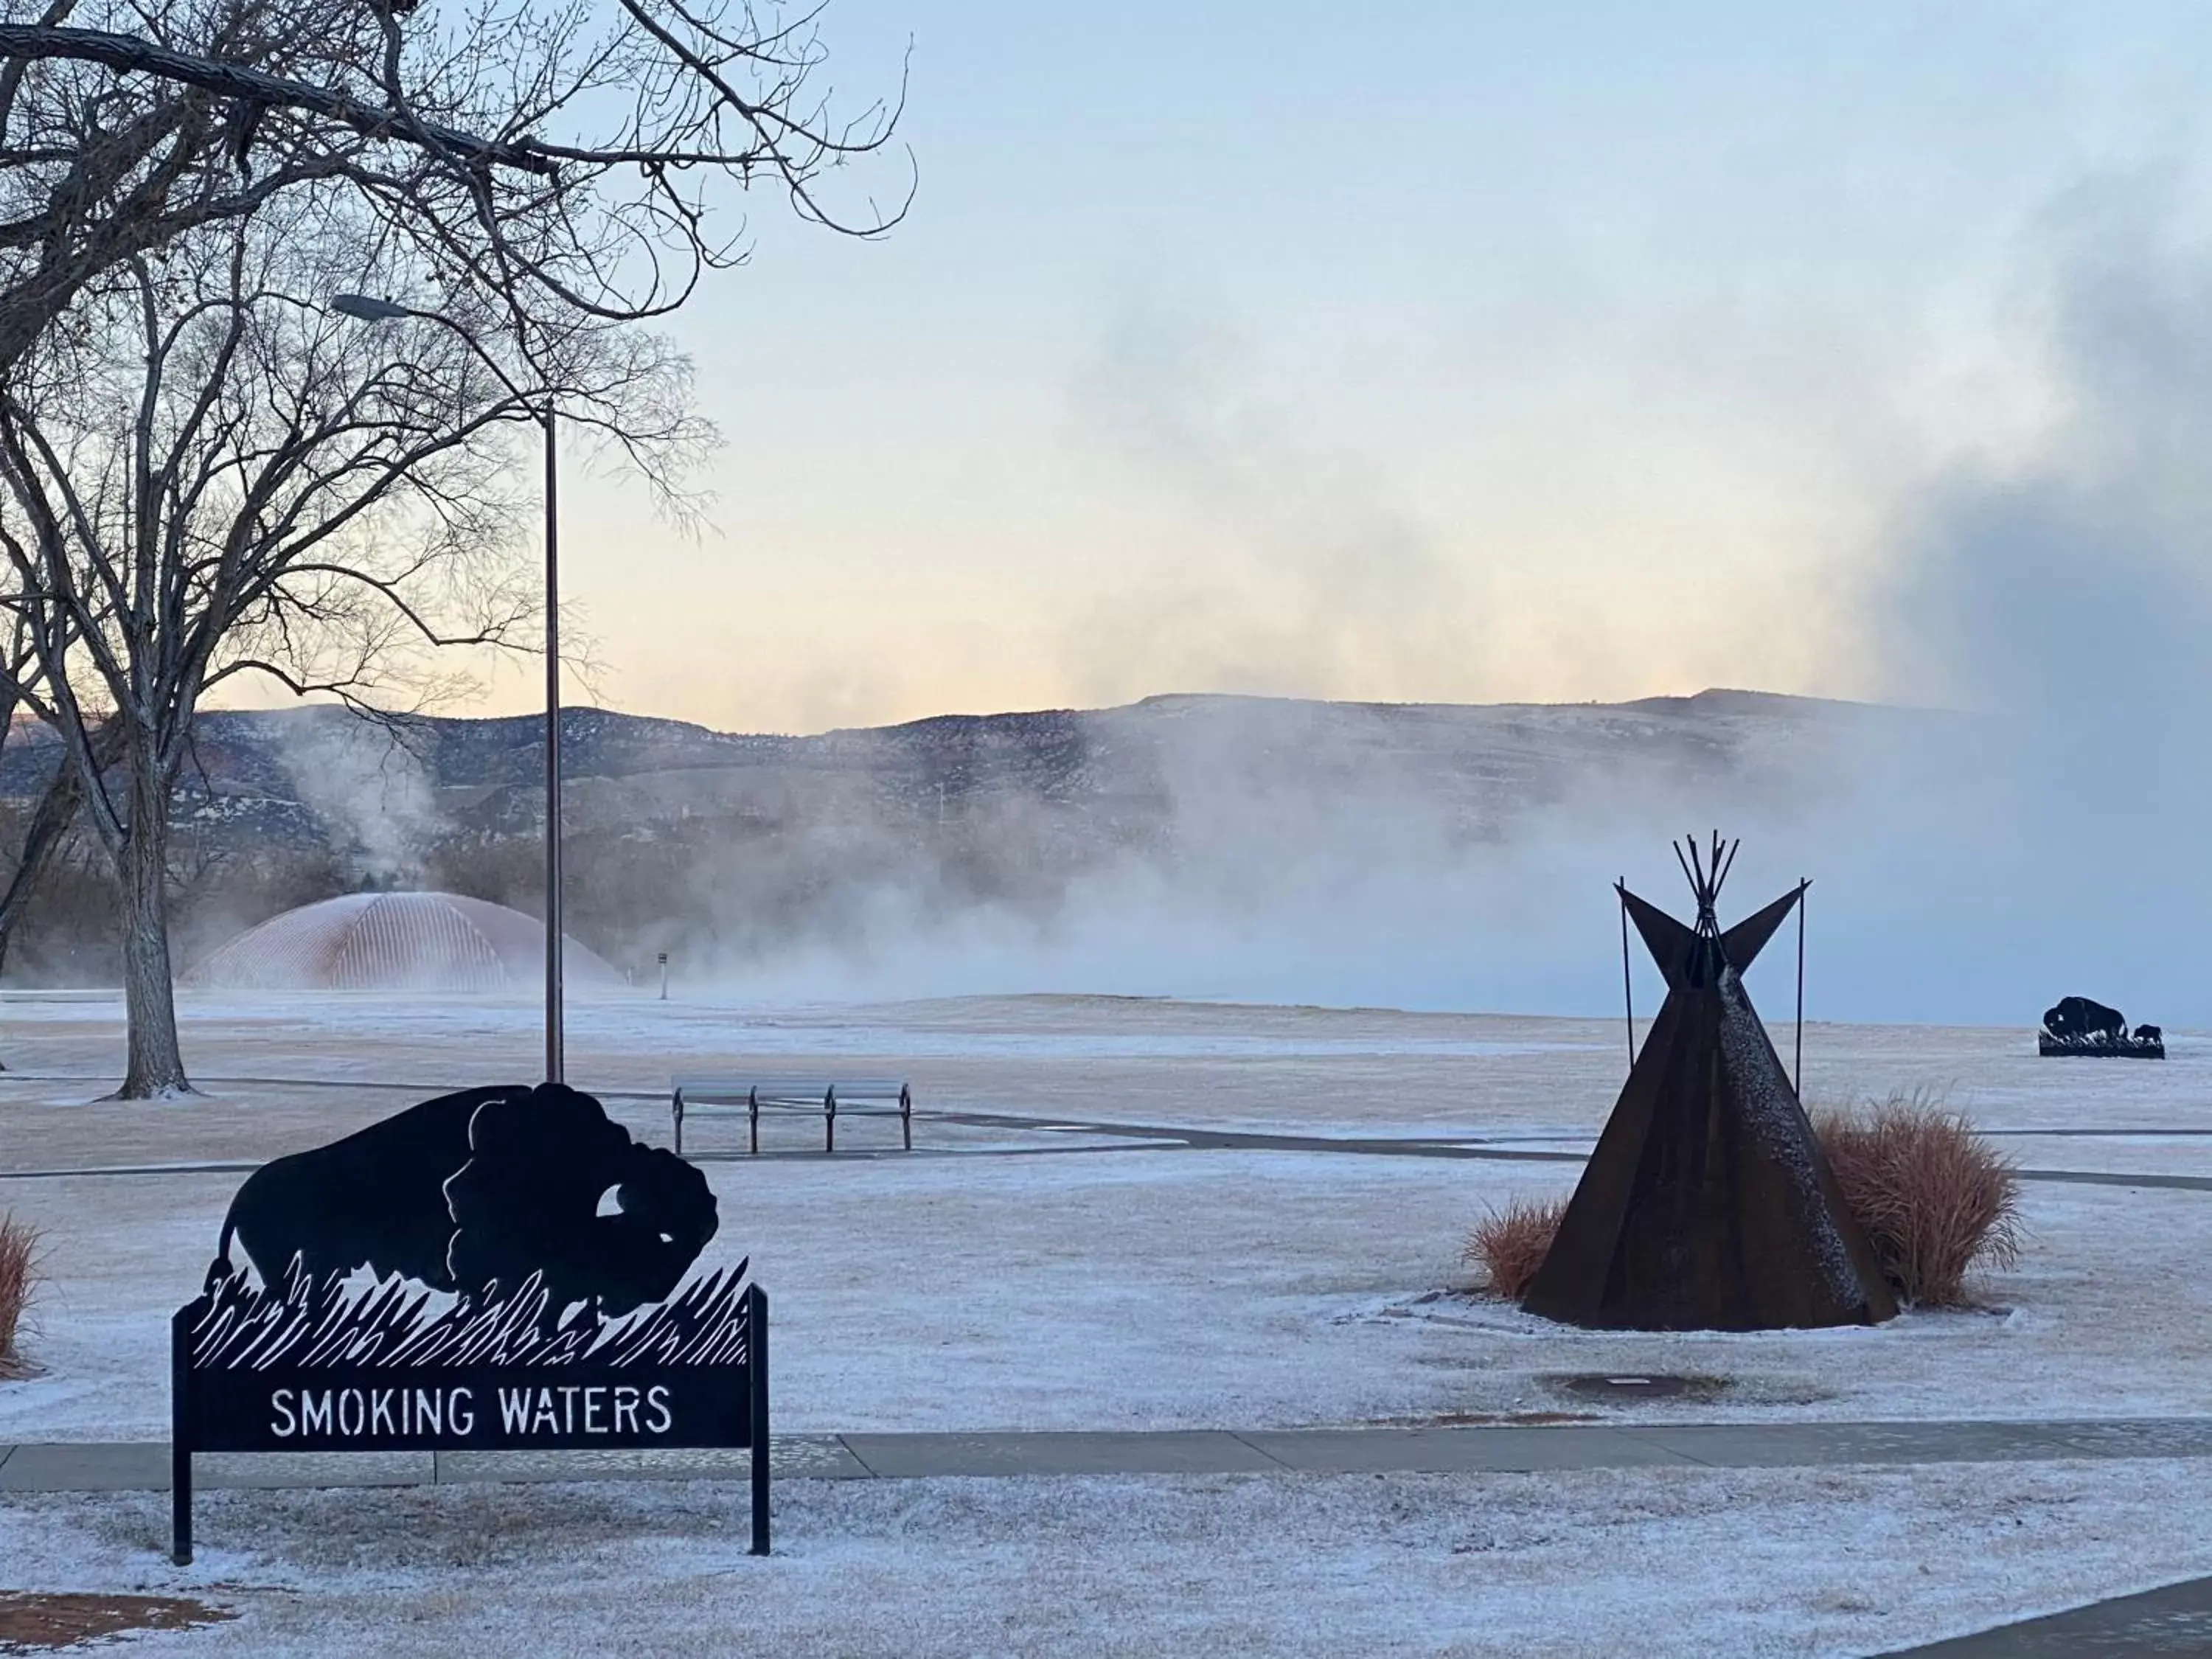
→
(3, 990, 2210, 1653)
(10, 1460, 2212, 1657)
(2, 991, 2208, 1441)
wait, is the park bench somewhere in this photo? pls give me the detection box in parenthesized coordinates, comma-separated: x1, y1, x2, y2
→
(671, 1077, 913, 1155)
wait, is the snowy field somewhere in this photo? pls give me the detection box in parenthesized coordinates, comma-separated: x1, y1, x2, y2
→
(2, 990, 2208, 1441)
(12, 1459, 2212, 1658)
(2, 989, 2210, 1654)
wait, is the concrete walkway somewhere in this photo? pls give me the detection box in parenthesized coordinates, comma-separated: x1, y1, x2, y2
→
(9, 1416, 2212, 1493)
(7, 1069, 2212, 1188)
(1877, 1574, 2212, 1655)
(6, 1105, 2212, 1189)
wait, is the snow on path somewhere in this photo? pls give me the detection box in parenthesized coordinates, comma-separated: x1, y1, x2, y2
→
(7, 1459, 2212, 1657)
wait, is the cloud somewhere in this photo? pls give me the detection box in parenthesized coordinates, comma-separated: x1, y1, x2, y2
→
(1062, 300, 1481, 703)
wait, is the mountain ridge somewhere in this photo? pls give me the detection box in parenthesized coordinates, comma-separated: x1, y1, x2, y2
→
(0, 685, 1930, 983)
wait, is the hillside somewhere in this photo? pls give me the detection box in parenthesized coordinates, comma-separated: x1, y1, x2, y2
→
(0, 688, 1930, 985)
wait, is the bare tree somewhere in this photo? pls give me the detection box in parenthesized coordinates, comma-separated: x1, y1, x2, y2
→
(0, 189, 701, 1095)
(0, 0, 905, 370)
(0, 0, 898, 1091)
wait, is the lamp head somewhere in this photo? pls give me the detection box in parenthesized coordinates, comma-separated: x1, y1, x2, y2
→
(330, 292, 413, 323)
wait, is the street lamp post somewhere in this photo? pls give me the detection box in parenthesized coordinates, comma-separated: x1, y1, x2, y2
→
(540, 394, 562, 1085)
(331, 293, 565, 1083)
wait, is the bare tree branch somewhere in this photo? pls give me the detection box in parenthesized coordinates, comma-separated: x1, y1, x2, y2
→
(0, 24, 557, 173)
(0, 0, 910, 372)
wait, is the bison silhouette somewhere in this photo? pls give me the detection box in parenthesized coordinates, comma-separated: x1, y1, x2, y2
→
(2042, 996, 2128, 1042)
(215, 1081, 718, 1317)
(445, 1086, 718, 1316)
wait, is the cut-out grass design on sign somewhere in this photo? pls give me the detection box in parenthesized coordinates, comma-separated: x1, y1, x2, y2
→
(188, 1262, 752, 1371)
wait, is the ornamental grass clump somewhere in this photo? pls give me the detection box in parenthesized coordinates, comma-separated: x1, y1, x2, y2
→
(0, 1213, 40, 1380)
(1464, 1194, 1570, 1301)
(1812, 1093, 2022, 1308)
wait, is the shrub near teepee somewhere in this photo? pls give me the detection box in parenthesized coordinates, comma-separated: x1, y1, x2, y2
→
(0, 1213, 38, 1379)
(1812, 1096, 2022, 1307)
(1465, 1197, 1565, 1303)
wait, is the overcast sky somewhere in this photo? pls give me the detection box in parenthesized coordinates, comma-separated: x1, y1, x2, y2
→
(498, 1, 2212, 734)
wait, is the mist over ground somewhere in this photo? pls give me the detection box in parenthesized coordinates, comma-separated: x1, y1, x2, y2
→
(0, 689, 2022, 1027)
(0, 673, 2179, 1030)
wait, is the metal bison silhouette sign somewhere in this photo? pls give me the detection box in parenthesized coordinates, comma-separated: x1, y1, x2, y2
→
(170, 1083, 767, 1563)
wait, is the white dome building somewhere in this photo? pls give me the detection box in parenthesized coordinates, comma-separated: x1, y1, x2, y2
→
(186, 891, 625, 992)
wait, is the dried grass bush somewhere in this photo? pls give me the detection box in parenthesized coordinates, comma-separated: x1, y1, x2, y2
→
(1464, 1195, 1568, 1301)
(0, 1213, 39, 1380)
(1812, 1093, 2022, 1307)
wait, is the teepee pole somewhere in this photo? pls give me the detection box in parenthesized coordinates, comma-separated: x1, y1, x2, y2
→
(1795, 878, 1807, 1096)
(1619, 882, 1635, 1071)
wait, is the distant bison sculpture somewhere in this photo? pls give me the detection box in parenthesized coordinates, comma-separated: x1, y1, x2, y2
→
(2039, 995, 2165, 1060)
(2042, 996, 2125, 1041)
(215, 1081, 720, 1315)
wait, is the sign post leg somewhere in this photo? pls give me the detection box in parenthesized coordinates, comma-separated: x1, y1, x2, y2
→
(170, 1307, 192, 1565)
(749, 1282, 771, 1556)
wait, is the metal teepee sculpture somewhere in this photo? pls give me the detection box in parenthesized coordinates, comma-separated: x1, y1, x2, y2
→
(1520, 835, 1896, 1332)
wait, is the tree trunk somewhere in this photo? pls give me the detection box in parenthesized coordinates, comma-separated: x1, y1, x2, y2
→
(114, 763, 192, 1099)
